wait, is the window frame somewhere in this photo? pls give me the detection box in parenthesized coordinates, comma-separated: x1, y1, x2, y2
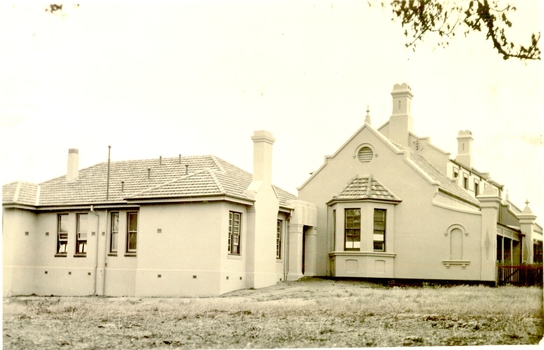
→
(126, 212, 138, 255)
(109, 212, 119, 255)
(344, 208, 361, 251)
(373, 209, 386, 252)
(56, 214, 69, 256)
(228, 211, 242, 255)
(75, 213, 88, 256)
(276, 220, 283, 259)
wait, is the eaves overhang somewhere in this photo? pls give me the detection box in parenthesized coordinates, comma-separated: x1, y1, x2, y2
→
(326, 198, 402, 206)
(2, 202, 37, 211)
(124, 194, 255, 206)
(3, 201, 140, 212)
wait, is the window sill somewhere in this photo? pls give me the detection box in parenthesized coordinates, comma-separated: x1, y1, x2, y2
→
(124, 252, 137, 257)
(442, 260, 470, 268)
(329, 251, 396, 258)
(108, 253, 118, 257)
(227, 254, 242, 260)
(54, 253, 67, 258)
(73, 253, 87, 258)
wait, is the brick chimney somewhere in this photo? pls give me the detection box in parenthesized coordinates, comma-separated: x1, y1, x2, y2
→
(455, 130, 474, 169)
(388, 83, 414, 147)
(66, 148, 79, 182)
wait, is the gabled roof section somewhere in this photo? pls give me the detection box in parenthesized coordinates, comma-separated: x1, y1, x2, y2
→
(330, 175, 401, 203)
(298, 122, 406, 190)
(3, 155, 296, 208)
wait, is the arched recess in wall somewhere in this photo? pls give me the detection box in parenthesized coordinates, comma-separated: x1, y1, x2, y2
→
(444, 224, 469, 261)
(354, 143, 376, 163)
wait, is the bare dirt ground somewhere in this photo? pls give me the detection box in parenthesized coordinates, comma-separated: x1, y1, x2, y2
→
(3, 278, 543, 349)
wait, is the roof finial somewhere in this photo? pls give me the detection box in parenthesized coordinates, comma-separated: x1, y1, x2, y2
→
(525, 199, 530, 206)
(365, 104, 371, 125)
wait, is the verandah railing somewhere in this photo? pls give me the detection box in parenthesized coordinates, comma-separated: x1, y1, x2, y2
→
(497, 264, 543, 287)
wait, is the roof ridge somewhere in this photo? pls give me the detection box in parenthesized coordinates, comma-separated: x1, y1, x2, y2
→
(126, 170, 207, 198)
(13, 181, 22, 202)
(366, 174, 373, 197)
(210, 155, 226, 173)
(208, 169, 226, 194)
(35, 185, 41, 206)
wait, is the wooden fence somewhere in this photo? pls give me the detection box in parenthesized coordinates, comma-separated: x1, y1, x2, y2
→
(497, 264, 543, 287)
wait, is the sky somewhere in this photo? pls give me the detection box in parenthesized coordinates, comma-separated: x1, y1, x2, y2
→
(1, 1, 542, 220)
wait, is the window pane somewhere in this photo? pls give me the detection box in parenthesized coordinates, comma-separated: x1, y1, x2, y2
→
(59, 215, 68, 233)
(228, 212, 241, 255)
(111, 213, 119, 232)
(58, 242, 67, 253)
(276, 220, 282, 259)
(128, 213, 138, 231)
(110, 213, 119, 253)
(345, 209, 361, 251)
(111, 233, 118, 252)
(373, 209, 386, 252)
(128, 232, 137, 251)
(78, 214, 87, 233)
(374, 210, 385, 221)
(373, 241, 384, 251)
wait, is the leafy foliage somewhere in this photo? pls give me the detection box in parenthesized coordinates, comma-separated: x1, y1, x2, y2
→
(45, 2, 539, 60)
(374, 0, 541, 60)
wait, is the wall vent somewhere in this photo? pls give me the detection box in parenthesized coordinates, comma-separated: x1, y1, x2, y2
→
(358, 147, 373, 163)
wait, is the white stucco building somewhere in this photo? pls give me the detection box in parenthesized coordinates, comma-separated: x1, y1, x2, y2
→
(3, 84, 542, 297)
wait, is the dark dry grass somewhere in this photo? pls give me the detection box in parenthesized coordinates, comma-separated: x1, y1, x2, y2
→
(3, 278, 543, 349)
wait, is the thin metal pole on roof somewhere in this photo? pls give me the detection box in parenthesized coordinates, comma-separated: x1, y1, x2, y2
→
(106, 146, 111, 201)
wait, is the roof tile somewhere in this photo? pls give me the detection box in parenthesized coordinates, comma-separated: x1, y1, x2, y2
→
(333, 176, 401, 202)
(3, 155, 296, 207)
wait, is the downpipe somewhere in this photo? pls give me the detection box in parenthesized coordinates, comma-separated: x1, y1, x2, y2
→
(90, 205, 100, 295)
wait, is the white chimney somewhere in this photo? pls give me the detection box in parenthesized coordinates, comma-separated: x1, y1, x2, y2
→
(455, 130, 474, 169)
(251, 130, 275, 184)
(388, 83, 414, 147)
(66, 148, 79, 182)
